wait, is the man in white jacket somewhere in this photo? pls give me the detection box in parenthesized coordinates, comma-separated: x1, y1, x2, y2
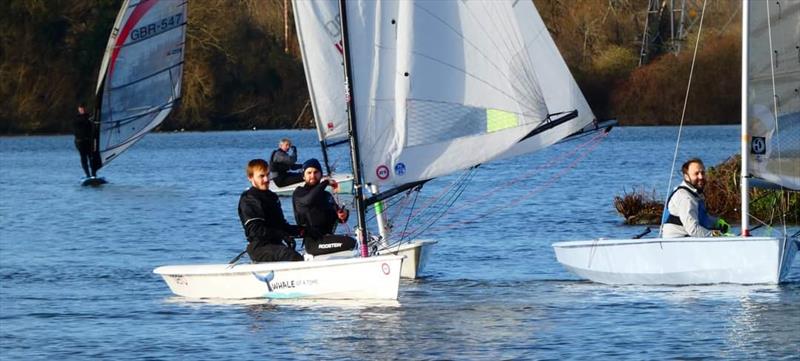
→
(662, 158, 729, 238)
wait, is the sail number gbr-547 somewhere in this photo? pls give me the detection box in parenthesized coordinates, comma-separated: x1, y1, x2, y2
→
(130, 13, 183, 42)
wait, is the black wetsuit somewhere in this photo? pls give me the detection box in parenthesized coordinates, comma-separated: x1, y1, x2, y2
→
(238, 187, 303, 262)
(292, 180, 356, 255)
(73, 112, 95, 177)
(269, 146, 303, 187)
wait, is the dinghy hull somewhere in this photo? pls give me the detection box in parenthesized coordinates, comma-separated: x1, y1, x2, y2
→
(552, 236, 798, 285)
(377, 240, 437, 279)
(154, 255, 403, 300)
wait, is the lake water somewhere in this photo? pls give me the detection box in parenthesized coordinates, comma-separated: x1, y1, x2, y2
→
(1, 126, 798, 360)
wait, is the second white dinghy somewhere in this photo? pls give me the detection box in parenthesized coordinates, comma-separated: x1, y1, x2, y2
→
(553, 1, 799, 285)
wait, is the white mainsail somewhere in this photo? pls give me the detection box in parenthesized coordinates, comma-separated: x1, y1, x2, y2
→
(746, 0, 800, 190)
(95, 0, 187, 168)
(343, 0, 594, 187)
(293, 0, 349, 144)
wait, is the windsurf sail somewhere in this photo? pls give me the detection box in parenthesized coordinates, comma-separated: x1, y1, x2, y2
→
(94, 0, 187, 169)
(746, 0, 800, 190)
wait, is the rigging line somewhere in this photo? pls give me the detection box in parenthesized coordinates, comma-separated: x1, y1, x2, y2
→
(419, 131, 608, 236)
(397, 166, 481, 239)
(659, 0, 708, 237)
(402, 167, 476, 240)
(412, 4, 542, 111)
(481, 1, 544, 107)
(414, 3, 527, 96)
(404, 167, 477, 223)
(394, 172, 475, 239)
(446, 130, 606, 215)
(765, 1, 789, 235)
(467, 2, 543, 109)
(396, 189, 420, 245)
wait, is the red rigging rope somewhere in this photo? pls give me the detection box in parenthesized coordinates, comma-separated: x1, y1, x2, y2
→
(386, 130, 611, 240)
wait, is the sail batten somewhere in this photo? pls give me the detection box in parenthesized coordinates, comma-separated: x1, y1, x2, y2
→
(95, 0, 187, 170)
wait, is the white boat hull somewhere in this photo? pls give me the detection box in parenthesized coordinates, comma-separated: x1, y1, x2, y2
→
(552, 236, 798, 285)
(154, 255, 403, 300)
(377, 240, 437, 279)
(270, 173, 354, 196)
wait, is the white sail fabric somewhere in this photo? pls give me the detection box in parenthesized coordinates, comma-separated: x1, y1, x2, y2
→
(293, 0, 349, 143)
(344, 1, 592, 187)
(747, 0, 800, 190)
(95, 0, 187, 167)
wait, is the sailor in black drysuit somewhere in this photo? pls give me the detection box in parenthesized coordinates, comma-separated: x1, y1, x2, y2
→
(238, 159, 304, 262)
(292, 158, 356, 255)
(269, 138, 304, 187)
(73, 104, 97, 178)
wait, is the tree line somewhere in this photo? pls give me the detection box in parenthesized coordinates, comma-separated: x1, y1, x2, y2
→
(0, 0, 742, 135)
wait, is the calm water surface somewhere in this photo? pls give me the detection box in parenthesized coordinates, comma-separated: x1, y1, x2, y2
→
(1, 126, 798, 360)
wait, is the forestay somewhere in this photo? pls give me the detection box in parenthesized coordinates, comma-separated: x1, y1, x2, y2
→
(95, 0, 187, 168)
(344, 1, 594, 188)
(746, 0, 800, 190)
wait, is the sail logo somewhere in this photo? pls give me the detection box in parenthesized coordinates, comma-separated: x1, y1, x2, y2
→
(376, 165, 390, 180)
(394, 163, 406, 176)
(751, 137, 766, 155)
(130, 13, 183, 42)
(381, 263, 391, 275)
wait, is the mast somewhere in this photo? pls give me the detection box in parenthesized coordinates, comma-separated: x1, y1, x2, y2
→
(740, 2, 750, 236)
(338, 0, 369, 257)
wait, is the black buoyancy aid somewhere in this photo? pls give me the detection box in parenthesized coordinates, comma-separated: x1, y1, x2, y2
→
(662, 185, 708, 226)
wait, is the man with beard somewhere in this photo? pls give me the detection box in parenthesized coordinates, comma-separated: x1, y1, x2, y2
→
(238, 159, 304, 262)
(292, 158, 356, 256)
(662, 158, 730, 237)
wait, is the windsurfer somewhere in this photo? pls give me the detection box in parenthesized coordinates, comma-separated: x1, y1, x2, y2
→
(73, 103, 98, 178)
(662, 158, 730, 237)
(238, 159, 304, 262)
(269, 138, 304, 187)
(292, 158, 356, 255)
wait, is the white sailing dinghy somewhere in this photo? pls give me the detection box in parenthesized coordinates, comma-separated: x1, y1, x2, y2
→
(292, 0, 602, 278)
(553, 1, 799, 285)
(86, 0, 187, 185)
(155, 0, 603, 299)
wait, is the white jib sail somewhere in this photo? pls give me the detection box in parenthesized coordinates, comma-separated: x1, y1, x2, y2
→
(344, 0, 594, 187)
(747, 0, 800, 190)
(95, 0, 187, 168)
(293, 0, 349, 144)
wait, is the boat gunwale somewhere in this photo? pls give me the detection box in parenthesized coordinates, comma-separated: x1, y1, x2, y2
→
(153, 254, 404, 276)
(552, 236, 782, 249)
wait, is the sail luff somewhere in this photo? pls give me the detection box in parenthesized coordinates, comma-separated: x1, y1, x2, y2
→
(339, 0, 369, 257)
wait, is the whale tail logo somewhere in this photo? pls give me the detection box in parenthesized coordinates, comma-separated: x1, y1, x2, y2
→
(252, 271, 275, 292)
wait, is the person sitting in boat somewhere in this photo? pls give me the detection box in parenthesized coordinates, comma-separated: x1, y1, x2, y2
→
(73, 103, 97, 178)
(269, 138, 304, 187)
(662, 158, 730, 238)
(292, 158, 356, 255)
(238, 159, 304, 262)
